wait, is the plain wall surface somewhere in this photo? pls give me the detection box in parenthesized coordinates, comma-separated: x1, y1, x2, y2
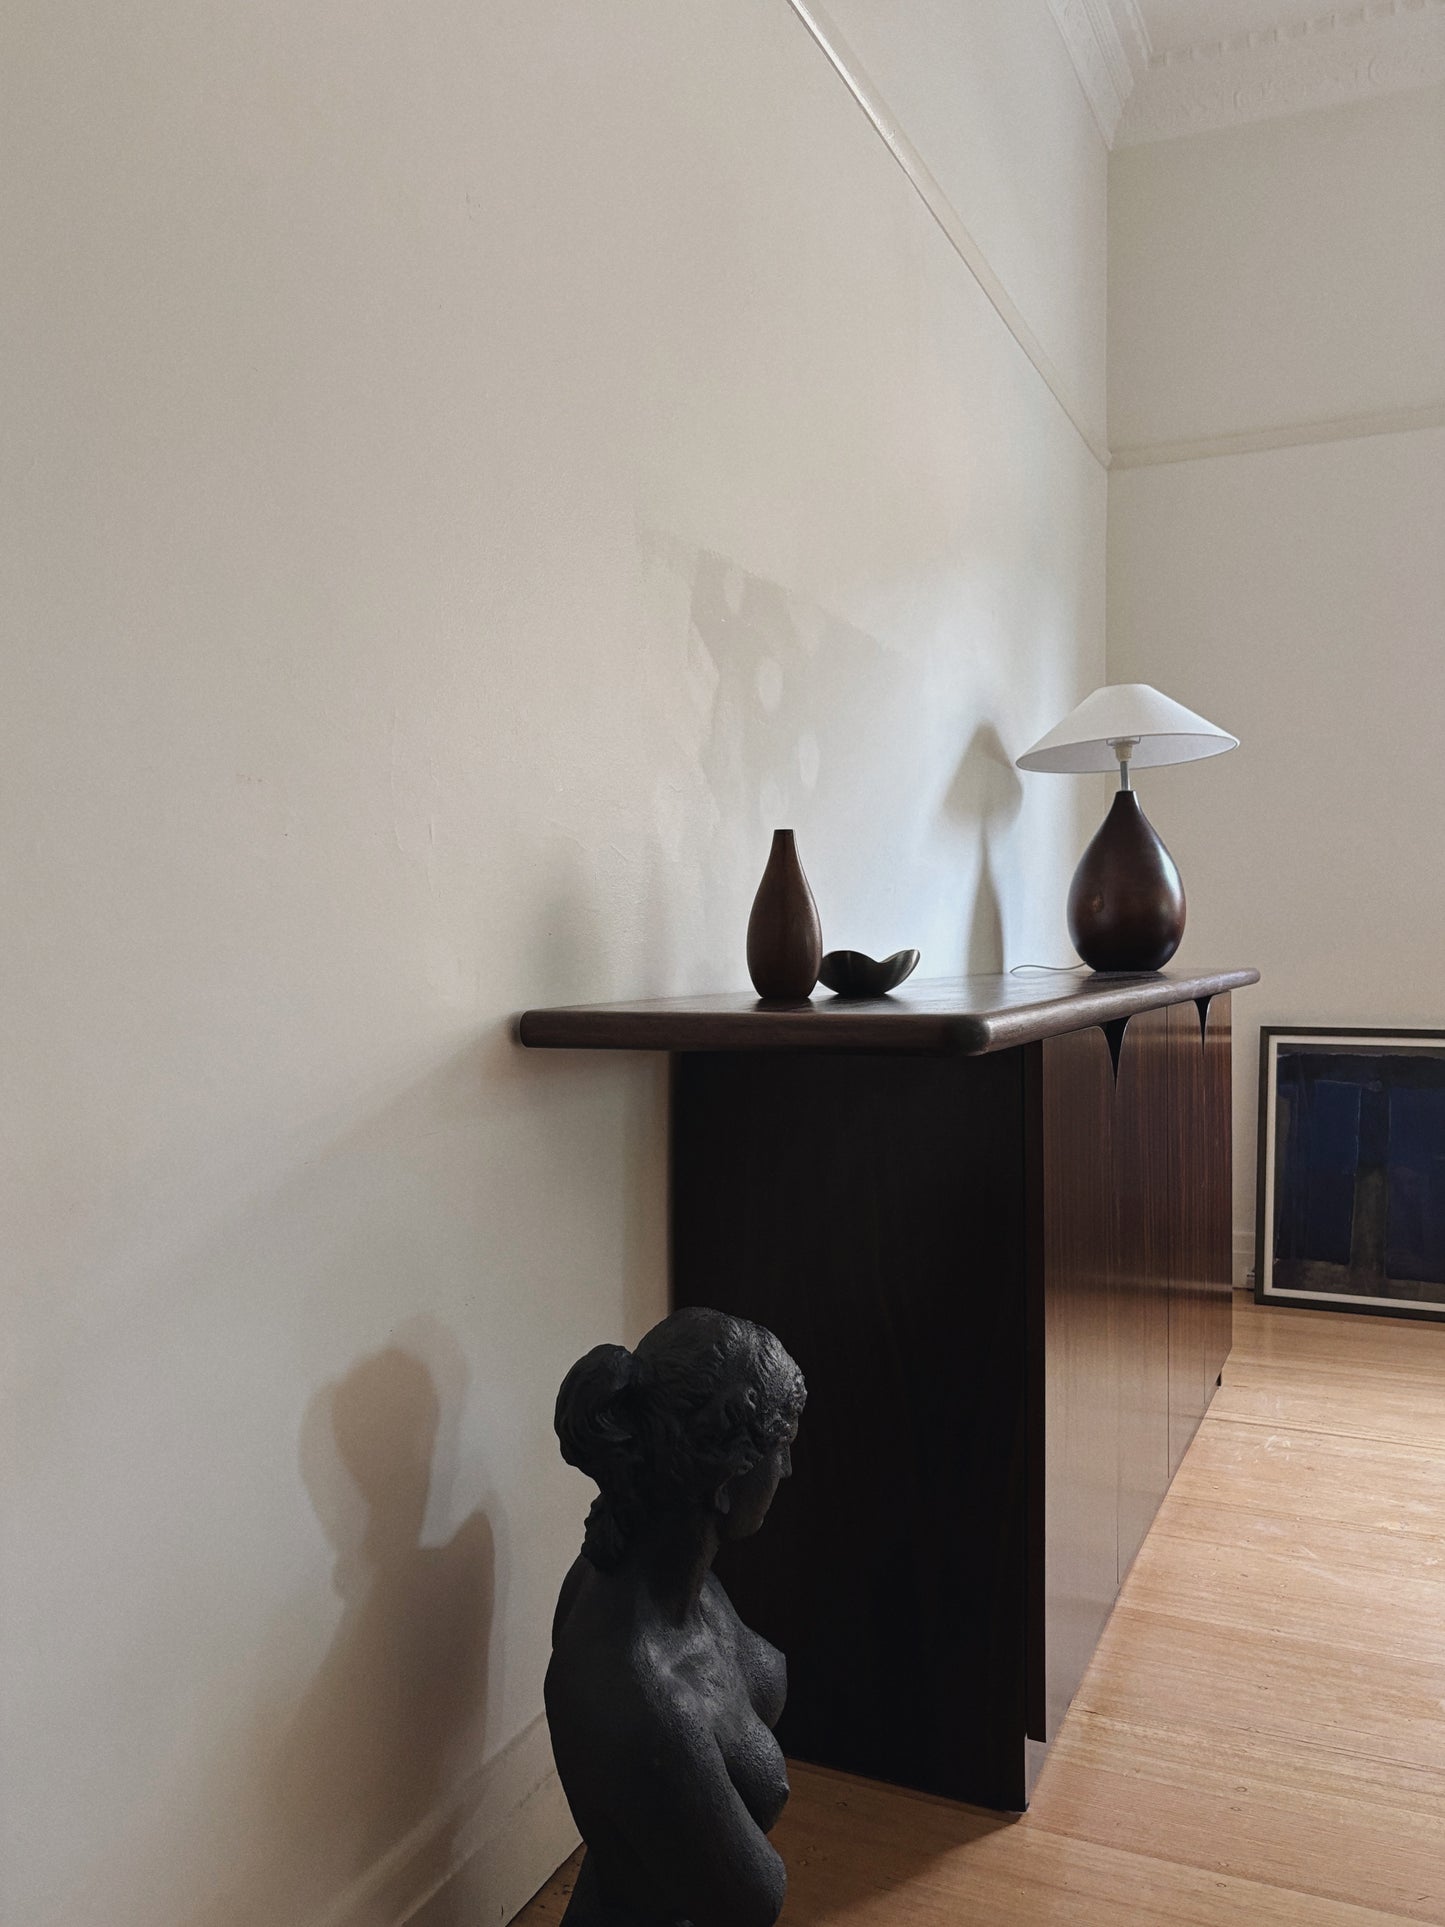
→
(1, 3, 1107, 1922)
(1107, 85, 1445, 1266)
(1110, 84, 1445, 448)
(826, 0, 1109, 436)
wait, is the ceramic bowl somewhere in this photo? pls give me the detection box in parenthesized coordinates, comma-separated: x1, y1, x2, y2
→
(818, 948, 921, 999)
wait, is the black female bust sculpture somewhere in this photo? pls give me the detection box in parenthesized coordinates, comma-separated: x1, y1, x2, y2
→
(545, 1307, 806, 1927)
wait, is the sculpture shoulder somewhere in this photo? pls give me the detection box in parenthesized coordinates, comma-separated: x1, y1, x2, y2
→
(702, 1574, 787, 1728)
(546, 1626, 716, 1772)
(549, 1567, 784, 1737)
(550, 1582, 726, 1742)
(549, 1564, 664, 1705)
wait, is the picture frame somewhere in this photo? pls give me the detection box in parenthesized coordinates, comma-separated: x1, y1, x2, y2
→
(1256, 1026, 1445, 1322)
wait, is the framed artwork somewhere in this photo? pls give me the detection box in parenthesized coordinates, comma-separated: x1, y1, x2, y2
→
(1257, 1027, 1445, 1321)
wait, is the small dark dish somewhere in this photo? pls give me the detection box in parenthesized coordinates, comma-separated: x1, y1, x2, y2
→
(818, 949, 921, 998)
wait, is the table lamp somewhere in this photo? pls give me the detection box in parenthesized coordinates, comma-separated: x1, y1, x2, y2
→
(1016, 683, 1238, 973)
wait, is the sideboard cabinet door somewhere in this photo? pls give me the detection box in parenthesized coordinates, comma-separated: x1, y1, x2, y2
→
(673, 1049, 1032, 1811)
(1202, 994, 1235, 1391)
(1036, 1023, 1118, 1742)
(1166, 994, 1235, 1477)
(1036, 999, 1233, 1739)
(1115, 1007, 1175, 1580)
(1168, 1001, 1210, 1478)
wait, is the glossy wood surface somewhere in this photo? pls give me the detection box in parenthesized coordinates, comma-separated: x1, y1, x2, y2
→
(1167, 1001, 1208, 1478)
(650, 989, 1240, 1810)
(1036, 1023, 1119, 1744)
(1113, 1007, 1173, 1578)
(746, 828, 823, 999)
(515, 1295, 1445, 1926)
(670, 1049, 1032, 1810)
(1034, 997, 1234, 1748)
(1067, 789, 1186, 973)
(1202, 995, 1234, 1391)
(518, 967, 1259, 1056)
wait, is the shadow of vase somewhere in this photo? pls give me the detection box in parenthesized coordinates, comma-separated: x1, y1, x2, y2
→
(944, 722, 1024, 975)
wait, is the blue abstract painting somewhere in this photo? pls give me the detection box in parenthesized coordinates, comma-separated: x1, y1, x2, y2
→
(1263, 1032, 1445, 1314)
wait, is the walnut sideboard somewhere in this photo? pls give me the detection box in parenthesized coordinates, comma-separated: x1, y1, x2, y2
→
(520, 966, 1258, 1811)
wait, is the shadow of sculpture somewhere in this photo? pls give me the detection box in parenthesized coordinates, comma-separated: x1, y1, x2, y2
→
(189, 1322, 493, 1927)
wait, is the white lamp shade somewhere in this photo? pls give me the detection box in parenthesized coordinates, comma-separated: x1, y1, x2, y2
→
(1016, 683, 1238, 774)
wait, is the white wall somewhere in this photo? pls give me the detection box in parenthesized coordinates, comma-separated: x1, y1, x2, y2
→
(1110, 85, 1445, 449)
(823, 0, 1108, 435)
(1, 4, 1107, 1924)
(1108, 85, 1445, 1273)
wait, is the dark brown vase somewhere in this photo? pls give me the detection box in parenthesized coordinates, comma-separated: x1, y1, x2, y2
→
(1067, 789, 1185, 973)
(747, 829, 822, 1000)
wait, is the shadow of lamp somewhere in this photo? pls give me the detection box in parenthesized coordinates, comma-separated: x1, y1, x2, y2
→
(1015, 683, 1238, 973)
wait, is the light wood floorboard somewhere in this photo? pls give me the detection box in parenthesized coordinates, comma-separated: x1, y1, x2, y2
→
(513, 1296, 1445, 1923)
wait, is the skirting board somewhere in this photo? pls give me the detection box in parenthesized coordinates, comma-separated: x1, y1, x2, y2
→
(304, 1712, 578, 1927)
(1234, 1226, 1254, 1290)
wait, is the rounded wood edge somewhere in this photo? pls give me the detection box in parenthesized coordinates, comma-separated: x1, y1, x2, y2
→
(517, 971, 1259, 1055)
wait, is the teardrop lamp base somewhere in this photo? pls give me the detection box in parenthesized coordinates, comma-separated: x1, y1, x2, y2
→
(1067, 789, 1186, 974)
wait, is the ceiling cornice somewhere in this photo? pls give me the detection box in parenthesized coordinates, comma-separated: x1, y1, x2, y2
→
(1052, 0, 1445, 147)
(1120, 0, 1445, 144)
(1048, 0, 1150, 144)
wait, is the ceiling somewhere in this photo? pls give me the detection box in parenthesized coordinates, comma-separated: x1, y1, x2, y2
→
(1049, 0, 1445, 146)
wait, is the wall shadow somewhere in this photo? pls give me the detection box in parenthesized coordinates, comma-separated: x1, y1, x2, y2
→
(190, 1321, 492, 1927)
(943, 722, 1023, 974)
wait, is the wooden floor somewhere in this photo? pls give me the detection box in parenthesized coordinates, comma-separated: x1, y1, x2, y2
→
(514, 1295, 1445, 1924)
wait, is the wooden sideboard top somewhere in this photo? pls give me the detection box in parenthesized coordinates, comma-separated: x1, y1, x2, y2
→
(518, 966, 1259, 1057)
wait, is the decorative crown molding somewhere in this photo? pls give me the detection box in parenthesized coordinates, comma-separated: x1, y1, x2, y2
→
(1052, 0, 1445, 145)
(1117, 0, 1445, 145)
(1048, 0, 1150, 144)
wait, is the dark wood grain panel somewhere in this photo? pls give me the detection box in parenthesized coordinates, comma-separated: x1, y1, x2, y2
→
(519, 968, 1260, 1056)
(1037, 1025, 1118, 1742)
(1116, 1007, 1174, 1577)
(1202, 994, 1235, 1393)
(1168, 1000, 1209, 1478)
(671, 1049, 1032, 1811)
(653, 987, 1249, 1814)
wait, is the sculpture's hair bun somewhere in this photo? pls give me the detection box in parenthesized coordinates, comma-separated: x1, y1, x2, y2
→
(556, 1310, 806, 1572)
(554, 1342, 636, 1483)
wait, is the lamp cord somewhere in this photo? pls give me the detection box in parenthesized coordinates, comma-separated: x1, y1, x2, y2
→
(1009, 963, 1089, 975)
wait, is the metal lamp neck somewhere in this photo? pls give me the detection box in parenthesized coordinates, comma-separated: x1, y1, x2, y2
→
(1110, 737, 1140, 792)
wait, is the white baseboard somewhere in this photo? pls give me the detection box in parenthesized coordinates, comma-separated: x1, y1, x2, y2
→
(305, 1713, 578, 1927)
(414, 1714, 579, 1926)
(1234, 1227, 1255, 1290)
